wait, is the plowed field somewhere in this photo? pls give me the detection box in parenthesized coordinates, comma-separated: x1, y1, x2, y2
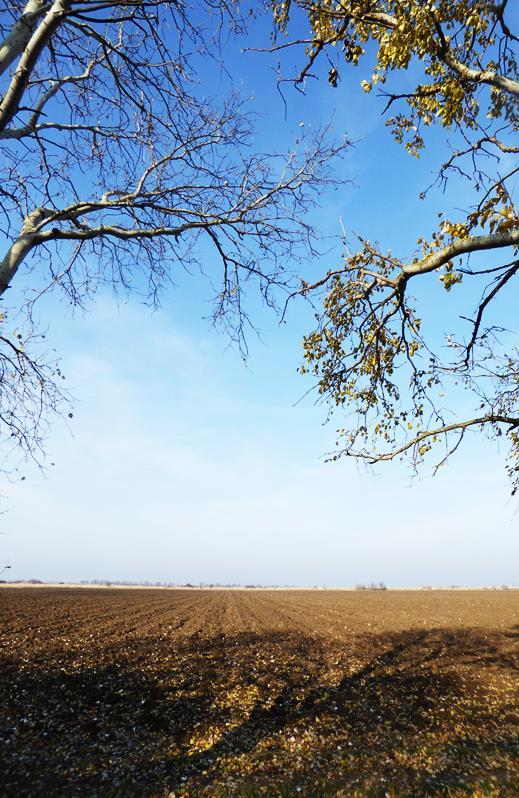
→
(1, 588, 518, 797)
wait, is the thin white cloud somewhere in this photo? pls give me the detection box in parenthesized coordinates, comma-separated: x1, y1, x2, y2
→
(3, 300, 517, 587)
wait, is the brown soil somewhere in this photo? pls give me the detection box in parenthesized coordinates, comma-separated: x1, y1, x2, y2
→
(1, 588, 518, 797)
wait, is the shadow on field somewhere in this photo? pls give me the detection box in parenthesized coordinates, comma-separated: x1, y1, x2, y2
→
(504, 624, 519, 641)
(0, 627, 518, 797)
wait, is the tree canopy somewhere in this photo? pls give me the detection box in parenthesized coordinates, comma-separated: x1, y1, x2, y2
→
(0, 0, 517, 489)
(271, 0, 518, 489)
(0, 0, 347, 470)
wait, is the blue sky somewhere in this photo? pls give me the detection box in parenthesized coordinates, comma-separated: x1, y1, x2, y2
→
(2, 7, 517, 586)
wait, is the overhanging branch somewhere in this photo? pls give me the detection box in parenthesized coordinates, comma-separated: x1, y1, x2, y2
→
(352, 414, 519, 464)
(404, 230, 519, 279)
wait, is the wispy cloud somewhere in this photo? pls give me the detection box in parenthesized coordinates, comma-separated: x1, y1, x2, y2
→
(3, 299, 516, 587)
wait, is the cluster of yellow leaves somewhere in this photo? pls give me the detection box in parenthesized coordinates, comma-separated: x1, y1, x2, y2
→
(272, 1, 516, 152)
(438, 268, 463, 291)
(466, 185, 518, 235)
(301, 246, 428, 456)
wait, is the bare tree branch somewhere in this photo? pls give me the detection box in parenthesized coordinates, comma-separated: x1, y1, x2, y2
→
(0, 1, 349, 470)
